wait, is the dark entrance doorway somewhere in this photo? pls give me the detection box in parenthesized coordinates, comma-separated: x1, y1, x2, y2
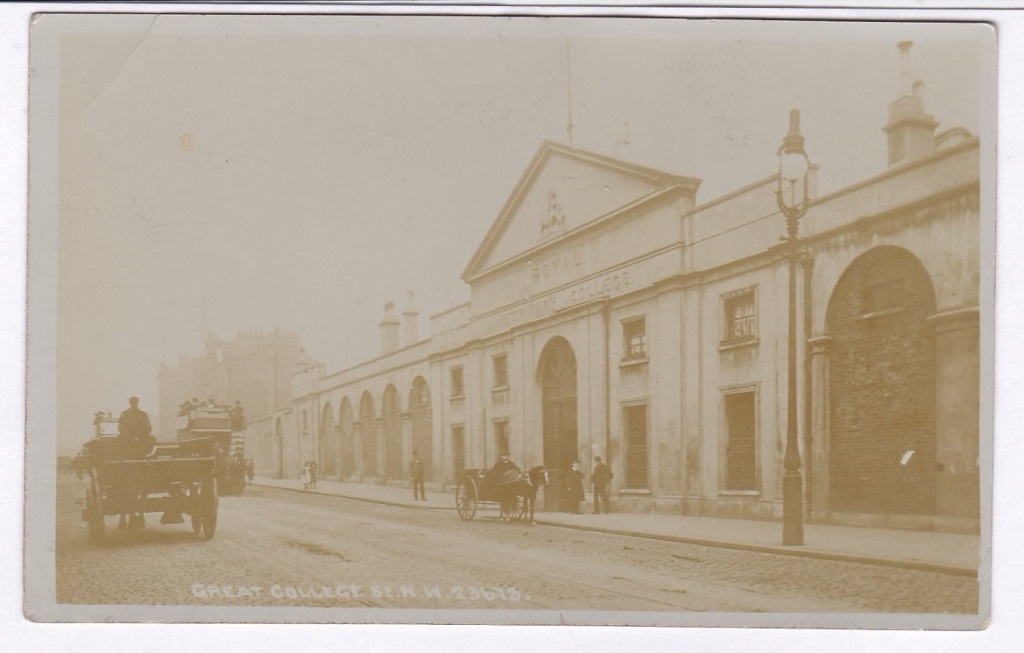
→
(540, 337, 578, 512)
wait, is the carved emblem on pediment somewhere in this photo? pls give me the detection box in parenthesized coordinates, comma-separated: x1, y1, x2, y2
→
(540, 190, 566, 236)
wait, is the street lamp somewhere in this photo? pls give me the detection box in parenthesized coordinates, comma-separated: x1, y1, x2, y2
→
(777, 109, 809, 546)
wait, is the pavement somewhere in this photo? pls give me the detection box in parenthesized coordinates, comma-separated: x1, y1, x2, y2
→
(250, 476, 982, 577)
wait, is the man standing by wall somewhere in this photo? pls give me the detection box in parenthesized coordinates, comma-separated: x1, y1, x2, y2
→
(591, 455, 613, 514)
(410, 450, 426, 501)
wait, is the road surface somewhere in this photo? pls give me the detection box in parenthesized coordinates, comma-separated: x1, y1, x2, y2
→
(55, 473, 978, 614)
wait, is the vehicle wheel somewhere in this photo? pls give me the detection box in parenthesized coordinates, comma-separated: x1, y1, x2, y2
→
(201, 477, 219, 540)
(507, 495, 527, 522)
(87, 469, 105, 543)
(455, 477, 478, 521)
(190, 513, 202, 534)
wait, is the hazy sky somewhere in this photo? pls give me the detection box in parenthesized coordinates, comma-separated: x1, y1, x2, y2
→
(50, 15, 983, 452)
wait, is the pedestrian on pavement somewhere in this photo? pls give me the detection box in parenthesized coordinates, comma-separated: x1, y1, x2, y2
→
(410, 450, 427, 501)
(301, 462, 311, 490)
(565, 461, 585, 514)
(310, 461, 318, 489)
(245, 458, 255, 483)
(591, 455, 613, 514)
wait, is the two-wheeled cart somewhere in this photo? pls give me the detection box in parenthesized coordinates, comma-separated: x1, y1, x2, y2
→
(454, 469, 527, 522)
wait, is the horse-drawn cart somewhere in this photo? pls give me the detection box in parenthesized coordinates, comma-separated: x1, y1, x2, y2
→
(455, 469, 525, 521)
(455, 466, 547, 523)
(80, 434, 221, 543)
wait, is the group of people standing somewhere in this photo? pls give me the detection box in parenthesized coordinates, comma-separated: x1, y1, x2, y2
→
(481, 451, 614, 515)
(563, 455, 614, 514)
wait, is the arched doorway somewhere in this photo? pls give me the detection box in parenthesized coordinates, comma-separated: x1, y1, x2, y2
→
(339, 398, 355, 478)
(409, 377, 433, 481)
(320, 402, 337, 478)
(383, 385, 402, 480)
(539, 336, 578, 512)
(359, 391, 377, 477)
(825, 246, 938, 515)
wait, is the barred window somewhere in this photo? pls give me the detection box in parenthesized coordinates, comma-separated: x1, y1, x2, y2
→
(724, 391, 756, 491)
(622, 317, 647, 360)
(624, 403, 648, 489)
(494, 420, 509, 455)
(723, 289, 756, 342)
(452, 425, 465, 480)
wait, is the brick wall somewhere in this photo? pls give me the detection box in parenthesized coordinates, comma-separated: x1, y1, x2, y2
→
(827, 246, 938, 515)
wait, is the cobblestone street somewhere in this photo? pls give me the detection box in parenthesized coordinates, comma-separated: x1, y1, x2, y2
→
(55, 473, 978, 614)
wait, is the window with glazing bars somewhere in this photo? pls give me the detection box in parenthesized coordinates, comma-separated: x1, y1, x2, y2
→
(622, 317, 647, 359)
(723, 290, 755, 341)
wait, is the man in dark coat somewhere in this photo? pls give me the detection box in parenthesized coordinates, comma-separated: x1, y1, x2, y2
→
(591, 455, 613, 514)
(410, 450, 427, 501)
(118, 396, 153, 457)
(489, 451, 520, 485)
(117, 396, 155, 528)
(565, 462, 585, 514)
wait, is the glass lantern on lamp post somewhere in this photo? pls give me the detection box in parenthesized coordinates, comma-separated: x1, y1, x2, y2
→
(777, 109, 809, 546)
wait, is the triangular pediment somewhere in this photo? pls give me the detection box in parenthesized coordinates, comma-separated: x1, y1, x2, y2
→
(462, 141, 700, 282)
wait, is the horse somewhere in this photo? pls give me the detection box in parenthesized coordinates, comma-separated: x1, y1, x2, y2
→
(497, 466, 548, 524)
(521, 465, 548, 524)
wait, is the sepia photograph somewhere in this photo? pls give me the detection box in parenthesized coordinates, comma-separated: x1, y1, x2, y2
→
(20, 8, 997, 631)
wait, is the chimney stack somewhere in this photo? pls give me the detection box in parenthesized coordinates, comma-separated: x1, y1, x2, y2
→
(380, 302, 401, 355)
(402, 290, 420, 346)
(883, 41, 938, 167)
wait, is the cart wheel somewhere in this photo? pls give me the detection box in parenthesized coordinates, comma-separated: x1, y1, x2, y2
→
(86, 469, 105, 543)
(455, 477, 478, 521)
(506, 495, 527, 522)
(190, 512, 202, 535)
(201, 477, 219, 540)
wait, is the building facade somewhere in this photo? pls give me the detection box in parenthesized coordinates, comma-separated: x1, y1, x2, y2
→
(274, 65, 982, 533)
(157, 328, 323, 475)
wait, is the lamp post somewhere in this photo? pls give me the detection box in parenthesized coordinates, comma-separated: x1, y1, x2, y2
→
(777, 109, 809, 546)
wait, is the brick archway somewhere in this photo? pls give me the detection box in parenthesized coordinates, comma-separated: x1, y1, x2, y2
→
(825, 246, 938, 515)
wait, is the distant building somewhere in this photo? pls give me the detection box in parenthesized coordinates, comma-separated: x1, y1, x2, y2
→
(157, 328, 322, 474)
(282, 44, 982, 532)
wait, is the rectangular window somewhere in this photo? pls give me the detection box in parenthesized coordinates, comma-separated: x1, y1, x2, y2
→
(723, 289, 756, 342)
(624, 404, 649, 489)
(301, 410, 308, 436)
(622, 317, 647, 360)
(452, 425, 465, 480)
(493, 354, 508, 388)
(450, 366, 464, 397)
(494, 420, 509, 456)
(724, 391, 757, 491)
